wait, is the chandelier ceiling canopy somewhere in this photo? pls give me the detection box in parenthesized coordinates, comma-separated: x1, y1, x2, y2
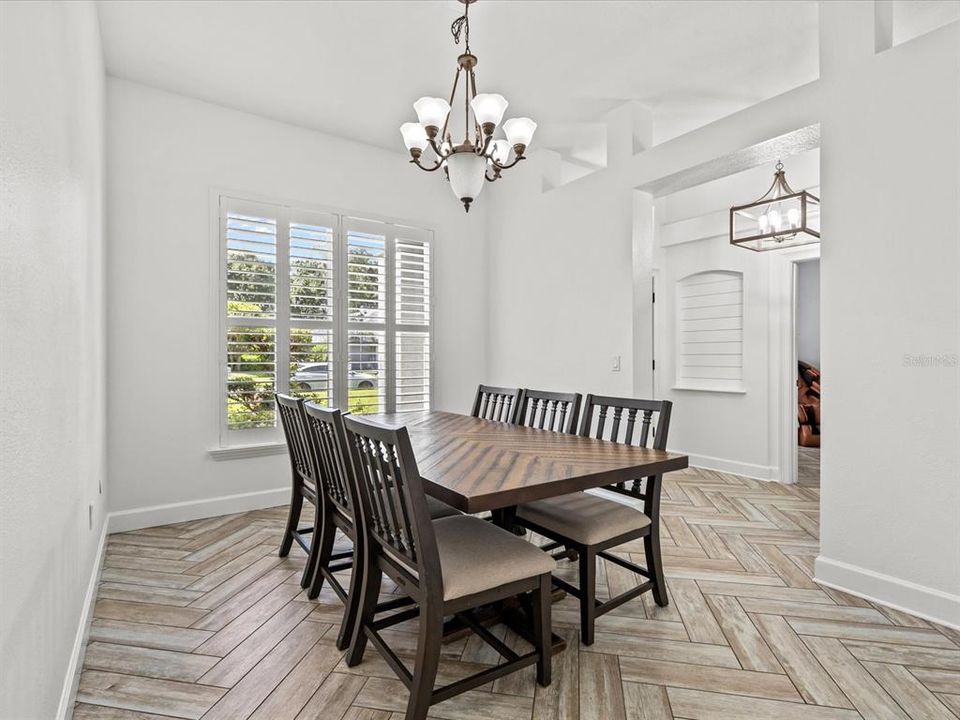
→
(400, 0, 536, 212)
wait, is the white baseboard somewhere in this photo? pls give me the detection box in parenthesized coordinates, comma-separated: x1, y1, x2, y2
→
(56, 520, 109, 720)
(683, 452, 776, 482)
(815, 555, 960, 630)
(108, 487, 289, 533)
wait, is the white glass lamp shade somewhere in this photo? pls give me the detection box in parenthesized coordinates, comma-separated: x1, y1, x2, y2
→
(470, 93, 508, 132)
(503, 117, 537, 152)
(413, 97, 451, 134)
(490, 139, 511, 165)
(400, 123, 428, 153)
(445, 152, 487, 211)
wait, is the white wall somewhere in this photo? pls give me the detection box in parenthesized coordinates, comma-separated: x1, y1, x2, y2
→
(0, 2, 107, 717)
(816, 3, 960, 626)
(485, 158, 638, 397)
(106, 79, 488, 524)
(796, 259, 820, 367)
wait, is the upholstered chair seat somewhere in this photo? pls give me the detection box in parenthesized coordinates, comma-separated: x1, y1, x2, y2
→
(518, 492, 651, 546)
(432, 515, 556, 601)
(426, 496, 460, 520)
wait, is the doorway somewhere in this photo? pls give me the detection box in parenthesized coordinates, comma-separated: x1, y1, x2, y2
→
(795, 259, 820, 486)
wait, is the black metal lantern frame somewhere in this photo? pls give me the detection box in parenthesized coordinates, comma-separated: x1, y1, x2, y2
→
(730, 161, 820, 252)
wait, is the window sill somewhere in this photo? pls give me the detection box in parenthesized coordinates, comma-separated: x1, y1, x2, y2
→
(672, 382, 747, 395)
(209, 442, 288, 461)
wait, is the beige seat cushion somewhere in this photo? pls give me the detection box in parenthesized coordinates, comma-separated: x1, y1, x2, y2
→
(426, 496, 460, 520)
(432, 515, 555, 601)
(518, 492, 650, 546)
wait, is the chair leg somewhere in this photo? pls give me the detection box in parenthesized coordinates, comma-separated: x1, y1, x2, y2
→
(298, 499, 322, 589)
(645, 528, 669, 607)
(335, 535, 364, 651)
(578, 547, 596, 646)
(305, 511, 335, 594)
(346, 547, 381, 668)
(279, 487, 303, 558)
(532, 573, 552, 687)
(405, 602, 443, 720)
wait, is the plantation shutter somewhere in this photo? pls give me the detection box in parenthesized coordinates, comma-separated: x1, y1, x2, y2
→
(395, 229, 431, 411)
(288, 209, 338, 409)
(343, 217, 389, 415)
(223, 198, 279, 437)
(221, 198, 433, 446)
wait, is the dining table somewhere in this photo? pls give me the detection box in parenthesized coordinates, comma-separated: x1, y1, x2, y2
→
(365, 410, 690, 652)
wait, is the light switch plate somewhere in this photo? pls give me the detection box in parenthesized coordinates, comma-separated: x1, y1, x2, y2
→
(612, 355, 621, 372)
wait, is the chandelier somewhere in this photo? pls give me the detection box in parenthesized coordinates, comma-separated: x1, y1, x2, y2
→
(399, 0, 536, 212)
(730, 161, 820, 251)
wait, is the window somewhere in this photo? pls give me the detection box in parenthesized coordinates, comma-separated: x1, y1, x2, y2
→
(675, 270, 744, 393)
(220, 196, 433, 445)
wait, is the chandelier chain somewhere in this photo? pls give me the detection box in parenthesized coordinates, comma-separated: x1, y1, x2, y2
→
(451, 2, 470, 52)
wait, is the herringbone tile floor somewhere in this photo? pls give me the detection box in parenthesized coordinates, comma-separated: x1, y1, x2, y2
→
(74, 467, 959, 719)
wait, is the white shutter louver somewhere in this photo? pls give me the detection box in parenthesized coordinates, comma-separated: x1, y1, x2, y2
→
(346, 226, 387, 414)
(289, 217, 336, 406)
(289, 221, 334, 321)
(395, 236, 431, 411)
(347, 230, 387, 324)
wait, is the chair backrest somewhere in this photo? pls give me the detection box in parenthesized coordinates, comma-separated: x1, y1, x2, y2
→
(471, 384, 523, 423)
(578, 394, 673, 507)
(516, 389, 582, 434)
(303, 402, 354, 520)
(342, 415, 441, 592)
(276, 393, 320, 490)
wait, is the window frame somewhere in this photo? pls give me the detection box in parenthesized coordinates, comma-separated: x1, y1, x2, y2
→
(215, 192, 436, 449)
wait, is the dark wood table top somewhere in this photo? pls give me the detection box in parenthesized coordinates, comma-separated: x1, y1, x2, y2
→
(365, 411, 689, 513)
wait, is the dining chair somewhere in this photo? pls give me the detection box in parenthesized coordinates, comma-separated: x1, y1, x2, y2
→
(343, 415, 555, 720)
(515, 394, 673, 646)
(300, 402, 459, 650)
(515, 389, 582, 434)
(276, 393, 322, 590)
(471, 384, 523, 423)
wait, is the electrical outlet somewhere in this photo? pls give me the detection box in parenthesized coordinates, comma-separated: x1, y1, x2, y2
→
(612, 355, 621, 372)
(88, 503, 93, 530)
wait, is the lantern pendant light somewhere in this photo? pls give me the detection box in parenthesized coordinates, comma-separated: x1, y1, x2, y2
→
(730, 161, 821, 251)
(399, 0, 536, 212)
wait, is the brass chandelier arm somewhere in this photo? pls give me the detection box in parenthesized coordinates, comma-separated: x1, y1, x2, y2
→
(410, 156, 446, 172)
(478, 133, 494, 156)
(487, 154, 526, 171)
(440, 65, 462, 143)
(426, 135, 451, 159)
(469, 67, 482, 144)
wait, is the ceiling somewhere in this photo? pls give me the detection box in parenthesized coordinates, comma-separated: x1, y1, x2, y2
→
(96, 1, 822, 157)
